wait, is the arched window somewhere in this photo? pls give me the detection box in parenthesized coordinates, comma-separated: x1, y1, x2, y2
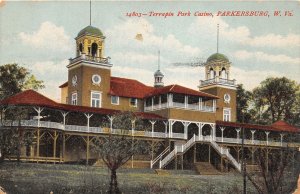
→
(91, 43, 98, 57)
(210, 68, 214, 79)
(221, 67, 226, 79)
(79, 43, 83, 54)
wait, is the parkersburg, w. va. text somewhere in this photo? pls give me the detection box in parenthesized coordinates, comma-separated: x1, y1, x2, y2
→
(125, 10, 293, 18)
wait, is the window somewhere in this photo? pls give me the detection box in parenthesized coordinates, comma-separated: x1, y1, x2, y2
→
(92, 74, 101, 85)
(223, 108, 231, 122)
(91, 91, 101, 107)
(130, 98, 137, 107)
(71, 93, 77, 105)
(111, 96, 119, 105)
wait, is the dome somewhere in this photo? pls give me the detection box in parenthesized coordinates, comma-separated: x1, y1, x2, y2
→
(154, 70, 164, 77)
(77, 25, 103, 37)
(207, 53, 229, 63)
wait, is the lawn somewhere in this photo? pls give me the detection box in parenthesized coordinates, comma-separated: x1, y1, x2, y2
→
(0, 162, 257, 194)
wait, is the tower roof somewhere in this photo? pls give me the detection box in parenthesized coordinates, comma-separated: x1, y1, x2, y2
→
(154, 70, 164, 77)
(207, 53, 229, 63)
(77, 25, 103, 37)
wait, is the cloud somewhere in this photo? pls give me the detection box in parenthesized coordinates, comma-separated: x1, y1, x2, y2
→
(233, 50, 300, 65)
(111, 52, 158, 66)
(189, 16, 300, 48)
(105, 18, 201, 61)
(231, 66, 283, 90)
(27, 60, 69, 101)
(19, 21, 72, 52)
(112, 65, 153, 85)
(246, 33, 300, 47)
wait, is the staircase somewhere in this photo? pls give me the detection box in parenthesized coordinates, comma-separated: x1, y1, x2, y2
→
(158, 135, 241, 172)
(151, 146, 170, 168)
(194, 162, 221, 175)
(159, 135, 197, 168)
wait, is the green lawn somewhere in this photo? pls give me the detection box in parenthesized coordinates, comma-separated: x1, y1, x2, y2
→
(0, 162, 257, 194)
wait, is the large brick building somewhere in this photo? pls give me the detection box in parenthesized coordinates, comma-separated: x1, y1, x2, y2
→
(0, 25, 299, 172)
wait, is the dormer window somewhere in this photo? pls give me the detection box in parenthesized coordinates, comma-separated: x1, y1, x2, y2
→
(130, 98, 137, 107)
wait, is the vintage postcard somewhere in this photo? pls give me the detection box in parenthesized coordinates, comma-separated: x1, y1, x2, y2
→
(0, 1, 299, 194)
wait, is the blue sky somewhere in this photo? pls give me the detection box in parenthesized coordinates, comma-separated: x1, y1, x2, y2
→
(0, 1, 299, 101)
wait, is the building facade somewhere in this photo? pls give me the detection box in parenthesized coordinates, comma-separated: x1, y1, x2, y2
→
(0, 25, 299, 173)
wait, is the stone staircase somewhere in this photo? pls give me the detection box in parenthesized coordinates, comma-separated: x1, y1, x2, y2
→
(194, 162, 221, 175)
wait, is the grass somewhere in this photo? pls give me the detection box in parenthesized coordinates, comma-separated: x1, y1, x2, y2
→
(0, 162, 257, 194)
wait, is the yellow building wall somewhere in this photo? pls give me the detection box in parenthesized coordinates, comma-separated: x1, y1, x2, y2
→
(200, 87, 237, 122)
(150, 108, 216, 123)
(60, 86, 68, 104)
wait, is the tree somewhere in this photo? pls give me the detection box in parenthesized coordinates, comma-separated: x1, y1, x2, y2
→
(236, 84, 253, 123)
(0, 63, 44, 100)
(92, 112, 149, 194)
(252, 77, 300, 124)
(246, 146, 299, 194)
(0, 63, 44, 162)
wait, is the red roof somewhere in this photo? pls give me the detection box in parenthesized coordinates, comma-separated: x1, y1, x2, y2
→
(271, 120, 300, 133)
(216, 120, 300, 133)
(145, 84, 219, 99)
(109, 77, 153, 99)
(0, 90, 165, 120)
(0, 90, 58, 108)
(59, 77, 219, 99)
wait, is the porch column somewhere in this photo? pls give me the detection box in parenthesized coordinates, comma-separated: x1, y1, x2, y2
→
(151, 97, 154, 111)
(220, 127, 225, 142)
(184, 96, 188, 109)
(62, 133, 66, 162)
(34, 107, 44, 127)
(212, 99, 216, 112)
(37, 128, 40, 160)
(168, 94, 173, 107)
(265, 131, 270, 145)
(131, 119, 135, 168)
(53, 131, 58, 162)
(84, 113, 93, 132)
(86, 135, 90, 165)
(131, 119, 136, 136)
(183, 122, 191, 140)
(169, 120, 175, 138)
(163, 121, 168, 138)
(150, 120, 156, 137)
(236, 128, 241, 143)
(159, 96, 162, 108)
(107, 116, 114, 133)
(211, 124, 216, 141)
(198, 97, 202, 110)
(280, 133, 284, 146)
(198, 123, 203, 141)
(250, 130, 256, 144)
(60, 111, 69, 131)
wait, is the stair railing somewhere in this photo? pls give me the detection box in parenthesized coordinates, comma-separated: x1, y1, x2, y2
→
(210, 140, 241, 172)
(151, 146, 170, 168)
(160, 134, 197, 168)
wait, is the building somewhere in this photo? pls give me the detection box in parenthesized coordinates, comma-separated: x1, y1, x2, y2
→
(0, 25, 299, 172)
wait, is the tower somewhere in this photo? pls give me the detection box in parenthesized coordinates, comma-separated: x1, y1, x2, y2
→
(198, 24, 236, 122)
(66, 25, 112, 108)
(199, 53, 237, 122)
(154, 51, 164, 87)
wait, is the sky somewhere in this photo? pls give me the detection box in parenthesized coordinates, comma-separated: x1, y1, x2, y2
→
(0, 0, 299, 101)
